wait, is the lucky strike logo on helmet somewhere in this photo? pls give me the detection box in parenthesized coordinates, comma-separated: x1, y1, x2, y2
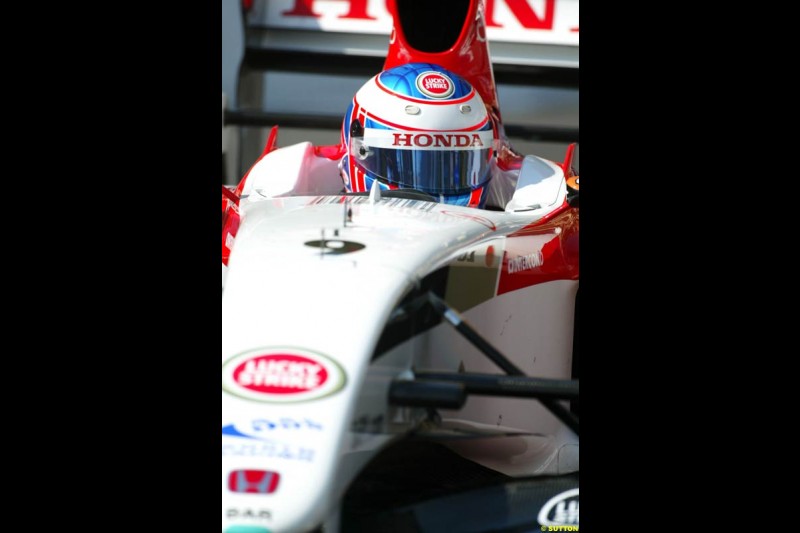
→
(416, 72, 455, 98)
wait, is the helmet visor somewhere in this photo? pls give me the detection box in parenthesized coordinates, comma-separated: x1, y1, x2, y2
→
(351, 128, 495, 194)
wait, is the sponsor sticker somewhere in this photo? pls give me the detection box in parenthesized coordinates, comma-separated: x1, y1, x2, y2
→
(225, 508, 272, 521)
(303, 239, 365, 254)
(361, 128, 494, 151)
(497, 232, 561, 295)
(416, 71, 455, 98)
(222, 419, 322, 439)
(263, 0, 580, 47)
(227, 469, 280, 494)
(221, 442, 315, 462)
(222, 347, 346, 403)
(538, 488, 579, 527)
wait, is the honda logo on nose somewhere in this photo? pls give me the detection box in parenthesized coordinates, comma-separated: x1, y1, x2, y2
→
(227, 469, 281, 494)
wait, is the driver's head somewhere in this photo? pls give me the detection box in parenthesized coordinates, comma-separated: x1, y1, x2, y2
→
(340, 63, 497, 207)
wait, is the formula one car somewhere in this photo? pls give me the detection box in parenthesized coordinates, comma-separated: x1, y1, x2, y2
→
(222, 1, 579, 531)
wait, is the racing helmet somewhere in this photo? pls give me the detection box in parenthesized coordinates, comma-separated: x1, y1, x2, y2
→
(340, 63, 497, 207)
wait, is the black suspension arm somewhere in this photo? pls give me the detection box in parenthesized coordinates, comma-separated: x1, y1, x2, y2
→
(415, 372, 578, 400)
(427, 292, 524, 376)
(425, 291, 579, 435)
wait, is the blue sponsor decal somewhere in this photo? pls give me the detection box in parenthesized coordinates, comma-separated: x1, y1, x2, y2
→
(222, 419, 322, 441)
(222, 442, 315, 462)
(222, 420, 321, 462)
(252, 418, 323, 431)
(222, 424, 252, 439)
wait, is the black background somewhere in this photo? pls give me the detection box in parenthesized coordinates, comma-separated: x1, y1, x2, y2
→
(8, 2, 220, 528)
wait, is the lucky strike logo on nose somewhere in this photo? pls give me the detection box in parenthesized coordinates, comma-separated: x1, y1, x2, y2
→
(416, 72, 454, 98)
(223, 348, 346, 403)
(234, 354, 327, 394)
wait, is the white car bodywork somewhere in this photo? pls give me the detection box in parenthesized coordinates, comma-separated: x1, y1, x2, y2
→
(222, 142, 578, 532)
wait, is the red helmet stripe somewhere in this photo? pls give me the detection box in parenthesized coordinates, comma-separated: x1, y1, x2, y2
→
(368, 112, 489, 133)
(348, 158, 355, 190)
(358, 166, 366, 192)
(353, 95, 489, 132)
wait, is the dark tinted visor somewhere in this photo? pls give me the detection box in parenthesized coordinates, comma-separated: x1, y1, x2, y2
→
(351, 128, 495, 194)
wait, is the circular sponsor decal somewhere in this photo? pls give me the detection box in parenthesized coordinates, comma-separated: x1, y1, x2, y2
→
(537, 488, 579, 527)
(415, 71, 455, 99)
(222, 348, 347, 403)
(304, 239, 365, 255)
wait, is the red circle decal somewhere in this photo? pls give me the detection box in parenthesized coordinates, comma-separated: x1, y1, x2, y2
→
(232, 354, 329, 395)
(416, 72, 455, 98)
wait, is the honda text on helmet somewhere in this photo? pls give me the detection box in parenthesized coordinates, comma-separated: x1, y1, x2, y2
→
(340, 63, 498, 208)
